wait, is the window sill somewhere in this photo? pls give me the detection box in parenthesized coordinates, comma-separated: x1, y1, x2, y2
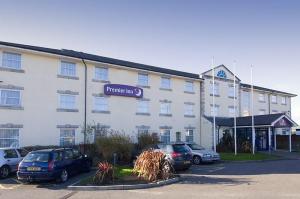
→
(259, 100, 266, 103)
(0, 67, 25, 73)
(57, 108, 79, 112)
(92, 79, 110, 83)
(184, 115, 196, 118)
(57, 74, 79, 80)
(184, 91, 195, 94)
(136, 112, 150, 116)
(271, 102, 278, 104)
(137, 85, 150, 89)
(0, 105, 24, 110)
(210, 94, 220, 97)
(92, 110, 110, 114)
(228, 96, 237, 99)
(159, 113, 172, 117)
(281, 103, 287, 105)
(160, 88, 172, 91)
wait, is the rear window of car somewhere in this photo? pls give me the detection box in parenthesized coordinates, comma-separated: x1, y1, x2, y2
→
(173, 144, 190, 153)
(188, 144, 205, 150)
(23, 152, 50, 162)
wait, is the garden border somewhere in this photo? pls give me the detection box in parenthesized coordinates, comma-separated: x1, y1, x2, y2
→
(68, 177, 180, 191)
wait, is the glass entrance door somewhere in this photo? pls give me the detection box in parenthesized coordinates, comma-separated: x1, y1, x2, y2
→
(256, 129, 268, 151)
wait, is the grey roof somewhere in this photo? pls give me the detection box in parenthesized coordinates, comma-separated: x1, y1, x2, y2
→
(0, 41, 201, 80)
(240, 83, 297, 97)
(204, 113, 297, 127)
(201, 64, 241, 81)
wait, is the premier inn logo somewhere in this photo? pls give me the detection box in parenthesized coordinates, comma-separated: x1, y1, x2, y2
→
(104, 84, 143, 98)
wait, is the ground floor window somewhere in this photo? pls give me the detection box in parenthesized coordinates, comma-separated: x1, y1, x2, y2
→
(0, 129, 19, 148)
(186, 129, 194, 143)
(176, 132, 181, 142)
(160, 129, 170, 144)
(60, 129, 75, 146)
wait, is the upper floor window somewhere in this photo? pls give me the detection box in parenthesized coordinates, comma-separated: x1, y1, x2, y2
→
(138, 73, 148, 86)
(2, 52, 21, 69)
(95, 67, 108, 81)
(59, 94, 76, 109)
(259, 109, 266, 115)
(137, 100, 149, 113)
(281, 96, 287, 105)
(184, 104, 194, 116)
(186, 129, 194, 143)
(185, 81, 194, 92)
(259, 93, 265, 102)
(160, 102, 171, 114)
(0, 129, 19, 148)
(94, 97, 108, 111)
(271, 95, 277, 103)
(60, 61, 76, 77)
(210, 105, 219, 116)
(228, 86, 234, 97)
(0, 90, 20, 106)
(210, 83, 219, 95)
(160, 129, 170, 144)
(272, 110, 278, 114)
(161, 77, 171, 89)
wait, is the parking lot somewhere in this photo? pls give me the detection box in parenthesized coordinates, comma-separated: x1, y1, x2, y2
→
(1, 157, 300, 199)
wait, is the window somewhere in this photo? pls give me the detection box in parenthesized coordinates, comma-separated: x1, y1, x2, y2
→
(259, 109, 266, 115)
(137, 128, 149, 135)
(210, 83, 219, 95)
(281, 96, 287, 105)
(2, 52, 21, 69)
(176, 132, 181, 142)
(94, 97, 108, 111)
(185, 81, 194, 92)
(60, 129, 75, 146)
(0, 129, 19, 148)
(64, 150, 73, 160)
(184, 104, 194, 116)
(138, 73, 148, 86)
(271, 95, 277, 103)
(95, 67, 108, 81)
(210, 105, 219, 116)
(17, 149, 28, 157)
(259, 93, 265, 102)
(4, 149, 18, 159)
(0, 90, 20, 106)
(160, 129, 170, 144)
(161, 77, 171, 89)
(53, 151, 63, 161)
(186, 129, 194, 143)
(242, 91, 250, 116)
(60, 61, 76, 77)
(228, 86, 234, 97)
(228, 107, 235, 117)
(272, 110, 278, 114)
(60, 95, 76, 109)
(160, 102, 171, 114)
(137, 101, 149, 113)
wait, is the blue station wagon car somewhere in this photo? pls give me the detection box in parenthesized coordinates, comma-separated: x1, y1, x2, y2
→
(17, 148, 92, 183)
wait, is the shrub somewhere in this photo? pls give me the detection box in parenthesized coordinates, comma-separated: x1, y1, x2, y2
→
(137, 133, 159, 150)
(95, 130, 134, 163)
(93, 161, 113, 185)
(217, 132, 234, 152)
(133, 150, 173, 182)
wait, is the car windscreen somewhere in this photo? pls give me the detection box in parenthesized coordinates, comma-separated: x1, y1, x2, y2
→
(188, 144, 205, 150)
(173, 144, 190, 153)
(23, 152, 50, 162)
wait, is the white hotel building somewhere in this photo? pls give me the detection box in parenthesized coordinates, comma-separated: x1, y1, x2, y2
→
(0, 41, 297, 151)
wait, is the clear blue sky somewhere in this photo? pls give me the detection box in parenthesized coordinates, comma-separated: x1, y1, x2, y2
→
(0, 0, 299, 122)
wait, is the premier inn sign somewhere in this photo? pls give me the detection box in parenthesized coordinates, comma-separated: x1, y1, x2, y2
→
(104, 84, 143, 98)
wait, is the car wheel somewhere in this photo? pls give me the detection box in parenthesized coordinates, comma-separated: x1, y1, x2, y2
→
(193, 156, 202, 165)
(59, 169, 68, 183)
(0, 166, 10, 178)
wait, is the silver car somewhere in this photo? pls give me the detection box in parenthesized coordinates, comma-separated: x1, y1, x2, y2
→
(186, 143, 220, 165)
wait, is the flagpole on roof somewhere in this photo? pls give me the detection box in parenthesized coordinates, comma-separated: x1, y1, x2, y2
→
(251, 65, 255, 155)
(233, 61, 237, 155)
(212, 57, 216, 152)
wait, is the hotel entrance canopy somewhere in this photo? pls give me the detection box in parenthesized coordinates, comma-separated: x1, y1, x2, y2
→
(204, 113, 298, 128)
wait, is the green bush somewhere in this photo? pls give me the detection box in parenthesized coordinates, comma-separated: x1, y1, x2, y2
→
(137, 133, 159, 150)
(217, 132, 234, 153)
(95, 130, 134, 163)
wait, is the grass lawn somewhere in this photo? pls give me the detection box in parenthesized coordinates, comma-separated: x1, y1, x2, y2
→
(77, 165, 134, 186)
(220, 152, 280, 161)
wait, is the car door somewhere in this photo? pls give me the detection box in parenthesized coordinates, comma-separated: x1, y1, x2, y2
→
(63, 149, 76, 175)
(4, 149, 19, 172)
(72, 149, 82, 173)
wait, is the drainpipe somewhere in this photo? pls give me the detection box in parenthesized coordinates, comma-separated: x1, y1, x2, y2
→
(81, 58, 88, 153)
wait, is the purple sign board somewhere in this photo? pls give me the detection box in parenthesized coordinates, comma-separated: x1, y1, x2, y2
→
(274, 117, 292, 128)
(104, 84, 143, 98)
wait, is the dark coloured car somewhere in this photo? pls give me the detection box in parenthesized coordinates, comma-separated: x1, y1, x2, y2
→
(17, 148, 92, 183)
(157, 143, 192, 170)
